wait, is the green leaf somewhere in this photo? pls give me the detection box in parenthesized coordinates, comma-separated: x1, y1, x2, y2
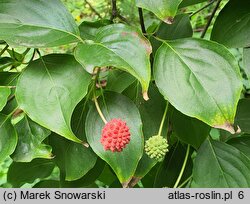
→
(16, 54, 92, 143)
(85, 92, 143, 185)
(154, 142, 192, 187)
(154, 38, 242, 133)
(235, 99, 250, 134)
(134, 84, 167, 179)
(150, 14, 193, 54)
(179, 0, 208, 8)
(33, 180, 60, 188)
(227, 135, 250, 159)
(75, 24, 151, 99)
(7, 159, 55, 187)
(136, 0, 183, 23)
(106, 70, 136, 93)
(98, 165, 117, 186)
(156, 14, 193, 40)
(243, 48, 250, 79)
(191, 139, 250, 187)
(172, 109, 210, 149)
(49, 99, 98, 181)
(0, 72, 19, 86)
(0, 0, 80, 47)
(211, 0, 250, 48)
(50, 133, 97, 181)
(79, 19, 111, 40)
(62, 158, 105, 187)
(0, 57, 15, 71)
(11, 116, 52, 162)
(0, 114, 17, 163)
(0, 87, 11, 111)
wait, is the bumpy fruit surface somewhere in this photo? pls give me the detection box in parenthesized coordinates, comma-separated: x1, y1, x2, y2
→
(145, 135, 168, 162)
(101, 118, 131, 152)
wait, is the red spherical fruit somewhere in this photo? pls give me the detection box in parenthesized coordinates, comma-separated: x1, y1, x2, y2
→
(101, 118, 131, 152)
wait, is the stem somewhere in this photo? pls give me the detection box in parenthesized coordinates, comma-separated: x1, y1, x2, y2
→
(138, 8, 146, 34)
(0, 45, 9, 56)
(157, 102, 169, 137)
(200, 0, 222, 38)
(173, 145, 190, 188)
(111, 0, 117, 21)
(94, 94, 108, 124)
(177, 175, 192, 188)
(27, 49, 37, 64)
(190, 0, 216, 18)
(93, 68, 108, 124)
(22, 48, 30, 56)
(85, 0, 102, 19)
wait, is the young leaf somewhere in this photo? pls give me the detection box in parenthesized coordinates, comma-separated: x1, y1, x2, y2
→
(154, 38, 242, 133)
(211, 0, 250, 48)
(235, 99, 250, 134)
(192, 139, 250, 187)
(0, 87, 11, 111)
(85, 92, 143, 185)
(136, 0, 183, 23)
(11, 116, 52, 162)
(74, 24, 151, 99)
(7, 159, 55, 187)
(0, 114, 17, 163)
(172, 109, 210, 149)
(16, 54, 92, 143)
(0, 0, 80, 47)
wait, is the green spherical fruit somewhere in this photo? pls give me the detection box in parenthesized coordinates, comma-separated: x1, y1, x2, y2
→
(145, 135, 169, 162)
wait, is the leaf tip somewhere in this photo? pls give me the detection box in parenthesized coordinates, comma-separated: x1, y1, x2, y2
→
(213, 122, 241, 134)
(143, 91, 149, 101)
(164, 17, 174, 24)
(82, 141, 89, 148)
(122, 181, 130, 188)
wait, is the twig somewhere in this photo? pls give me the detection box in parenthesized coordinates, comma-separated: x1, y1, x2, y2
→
(85, 0, 102, 19)
(117, 14, 130, 24)
(111, 0, 117, 21)
(190, 0, 216, 18)
(110, 0, 130, 24)
(200, 0, 222, 38)
(0, 45, 9, 56)
(138, 8, 146, 34)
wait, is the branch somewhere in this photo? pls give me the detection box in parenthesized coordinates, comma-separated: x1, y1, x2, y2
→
(200, 0, 222, 38)
(85, 0, 102, 19)
(138, 8, 146, 34)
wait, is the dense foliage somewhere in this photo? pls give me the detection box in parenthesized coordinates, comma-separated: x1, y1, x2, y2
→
(0, 0, 250, 188)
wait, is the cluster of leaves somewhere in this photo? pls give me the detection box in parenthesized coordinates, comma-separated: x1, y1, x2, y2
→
(0, 0, 250, 188)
